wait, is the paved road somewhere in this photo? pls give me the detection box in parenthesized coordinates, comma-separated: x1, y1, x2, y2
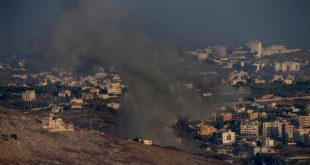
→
(255, 95, 310, 103)
(30, 104, 54, 111)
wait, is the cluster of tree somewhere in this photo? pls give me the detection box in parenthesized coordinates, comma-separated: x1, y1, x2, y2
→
(250, 80, 310, 98)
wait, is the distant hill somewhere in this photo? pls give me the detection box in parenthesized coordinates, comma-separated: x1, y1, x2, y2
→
(0, 108, 225, 165)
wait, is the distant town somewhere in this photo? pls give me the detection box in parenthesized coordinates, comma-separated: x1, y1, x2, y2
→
(1, 39, 310, 163)
(178, 40, 310, 163)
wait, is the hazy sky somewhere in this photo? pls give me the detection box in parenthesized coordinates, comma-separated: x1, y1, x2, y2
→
(0, 0, 309, 50)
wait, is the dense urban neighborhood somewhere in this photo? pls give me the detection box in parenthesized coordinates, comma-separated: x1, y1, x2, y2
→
(1, 39, 310, 164)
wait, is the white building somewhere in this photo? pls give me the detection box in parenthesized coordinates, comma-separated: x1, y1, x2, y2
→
(42, 113, 73, 132)
(143, 140, 153, 145)
(221, 130, 236, 145)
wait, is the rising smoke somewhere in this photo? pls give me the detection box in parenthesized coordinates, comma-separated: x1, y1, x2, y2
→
(36, 0, 239, 147)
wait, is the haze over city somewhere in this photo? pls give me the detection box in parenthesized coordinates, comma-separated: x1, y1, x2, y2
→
(0, 0, 310, 164)
(1, 0, 310, 50)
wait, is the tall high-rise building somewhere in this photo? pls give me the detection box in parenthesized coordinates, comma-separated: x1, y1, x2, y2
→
(247, 40, 263, 57)
(213, 46, 227, 58)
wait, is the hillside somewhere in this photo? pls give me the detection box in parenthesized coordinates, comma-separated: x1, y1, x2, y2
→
(0, 108, 225, 165)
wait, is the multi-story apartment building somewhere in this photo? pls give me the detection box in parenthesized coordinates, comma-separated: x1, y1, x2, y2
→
(282, 122, 295, 143)
(22, 90, 36, 101)
(263, 121, 283, 139)
(299, 115, 310, 127)
(106, 82, 122, 95)
(275, 61, 300, 72)
(240, 121, 260, 137)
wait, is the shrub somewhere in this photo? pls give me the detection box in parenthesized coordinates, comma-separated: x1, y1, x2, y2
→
(1, 134, 9, 141)
(10, 134, 18, 140)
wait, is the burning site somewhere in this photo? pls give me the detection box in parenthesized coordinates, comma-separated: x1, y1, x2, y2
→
(1, 0, 310, 164)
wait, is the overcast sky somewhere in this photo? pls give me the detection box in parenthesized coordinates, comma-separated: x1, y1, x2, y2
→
(1, 0, 309, 50)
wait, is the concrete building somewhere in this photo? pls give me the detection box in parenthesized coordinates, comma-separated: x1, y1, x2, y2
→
(247, 40, 263, 57)
(98, 94, 109, 100)
(299, 115, 310, 127)
(58, 90, 71, 97)
(294, 128, 310, 145)
(220, 113, 233, 122)
(143, 140, 153, 145)
(262, 45, 300, 56)
(184, 82, 194, 90)
(107, 102, 120, 110)
(197, 123, 217, 137)
(202, 91, 212, 97)
(70, 98, 83, 109)
(221, 130, 236, 145)
(253, 63, 266, 72)
(240, 121, 259, 137)
(272, 75, 283, 82)
(42, 113, 73, 131)
(282, 122, 295, 143)
(251, 146, 275, 156)
(22, 90, 36, 101)
(262, 138, 275, 147)
(275, 61, 300, 72)
(249, 112, 259, 120)
(51, 106, 63, 113)
(213, 46, 227, 58)
(228, 71, 248, 86)
(263, 121, 283, 139)
(196, 52, 209, 61)
(65, 80, 78, 87)
(89, 87, 100, 95)
(81, 93, 95, 100)
(283, 75, 295, 85)
(95, 72, 108, 79)
(254, 79, 266, 84)
(106, 83, 122, 95)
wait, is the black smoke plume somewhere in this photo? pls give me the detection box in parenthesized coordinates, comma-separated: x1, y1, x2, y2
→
(36, 0, 239, 147)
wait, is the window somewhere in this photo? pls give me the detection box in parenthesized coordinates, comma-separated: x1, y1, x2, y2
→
(227, 134, 231, 140)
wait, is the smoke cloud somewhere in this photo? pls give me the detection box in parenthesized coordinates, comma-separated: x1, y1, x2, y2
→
(36, 0, 240, 147)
